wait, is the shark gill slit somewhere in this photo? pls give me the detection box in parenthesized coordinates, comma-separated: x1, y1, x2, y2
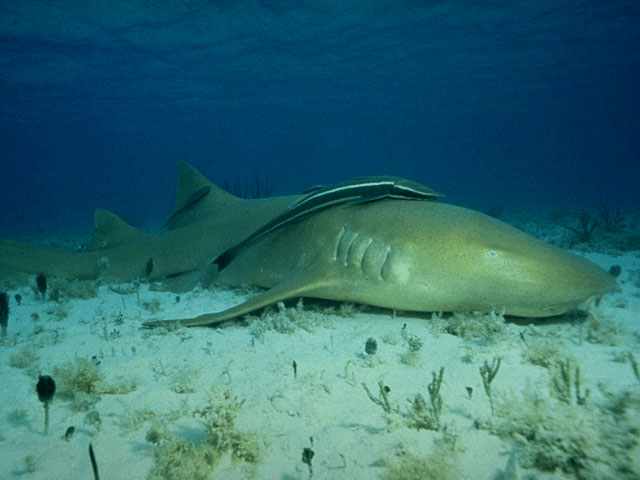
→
(357, 238, 392, 282)
(345, 232, 362, 267)
(347, 233, 375, 271)
(356, 238, 374, 273)
(335, 227, 359, 266)
(334, 227, 393, 282)
(332, 227, 346, 261)
(379, 246, 392, 281)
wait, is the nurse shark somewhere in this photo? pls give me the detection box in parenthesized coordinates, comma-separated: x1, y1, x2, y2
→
(0, 162, 616, 327)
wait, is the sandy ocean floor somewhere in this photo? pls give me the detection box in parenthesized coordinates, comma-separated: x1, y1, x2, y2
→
(1, 246, 639, 479)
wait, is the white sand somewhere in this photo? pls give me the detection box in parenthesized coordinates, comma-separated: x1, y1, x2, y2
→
(1, 252, 639, 480)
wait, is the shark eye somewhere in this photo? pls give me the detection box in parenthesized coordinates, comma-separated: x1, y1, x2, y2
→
(486, 250, 499, 259)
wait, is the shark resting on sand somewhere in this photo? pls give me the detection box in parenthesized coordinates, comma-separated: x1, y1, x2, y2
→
(0, 162, 616, 328)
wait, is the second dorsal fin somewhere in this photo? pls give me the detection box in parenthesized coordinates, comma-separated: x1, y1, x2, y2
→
(85, 209, 143, 251)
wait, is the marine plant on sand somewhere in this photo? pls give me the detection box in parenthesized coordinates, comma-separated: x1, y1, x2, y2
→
(596, 197, 625, 232)
(362, 379, 402, 432)
(53, 357, 104, 397)
(551, 209, 600, 243)
(380, 434, 460, 480)
(485, 381, 640, 478)
(53, 356, 137, 411)
(522, 336, 570, 369)
(193, 390, 259, 463)
(407, 367, 445, 431)
(362, 380, 394, 415)
(428, 311, 507, 343)
(550, 358, 589, 405)
(480, 357, 501, 415)
(147, 389, 259, 480)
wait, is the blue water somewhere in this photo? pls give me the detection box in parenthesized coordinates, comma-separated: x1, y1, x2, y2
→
(1, 1, 638, 237)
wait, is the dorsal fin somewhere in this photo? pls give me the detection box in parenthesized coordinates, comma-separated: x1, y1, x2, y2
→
(85, 209, 144, 251)
(165, 161, 239, 230)
(162, 186, 211, 229)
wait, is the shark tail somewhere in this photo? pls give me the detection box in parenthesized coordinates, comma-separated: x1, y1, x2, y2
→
(0, 210, 144, 283)
(0, 238, 98, 282)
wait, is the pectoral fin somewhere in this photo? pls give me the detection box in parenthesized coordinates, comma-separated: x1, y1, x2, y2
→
(143, 274, 331, 328)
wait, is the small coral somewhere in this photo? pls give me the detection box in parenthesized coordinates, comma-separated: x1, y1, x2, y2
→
(429, 311, 507, 342)
(380, 438, 460, 480)
(486, 385, 640, 478)
(551, 209, 601, 243)
(53, 357, 104, 398)
(194, 389, 259, 463)
(523, 337, 569, 369)
(407, 368, 444, 431)
(248, 298, 331, 341)
(147, 389, 259, 479)
(148, 433, 221, 480)
(585, 310, 628, 346)
(9, 347, 40, 371)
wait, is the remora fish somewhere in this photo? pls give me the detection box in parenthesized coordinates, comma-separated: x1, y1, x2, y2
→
(213, 176, 442, 270)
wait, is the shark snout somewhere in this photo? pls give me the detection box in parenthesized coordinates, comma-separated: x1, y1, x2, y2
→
(486, 237, 619, 317)
(545, 254, 618, 315)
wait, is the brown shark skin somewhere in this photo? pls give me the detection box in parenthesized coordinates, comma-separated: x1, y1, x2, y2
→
(0, 201, 293, 283)
(215, 200, 617, 318)
(0, 163, 298, 284)
(0, 239, 99, 282)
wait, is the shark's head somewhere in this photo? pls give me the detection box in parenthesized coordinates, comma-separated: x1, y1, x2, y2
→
(404, 203, 618, 318)
(453, 213, 614, 317)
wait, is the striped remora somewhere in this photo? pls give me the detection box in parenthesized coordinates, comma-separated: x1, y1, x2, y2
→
(212, 176, 442, 271)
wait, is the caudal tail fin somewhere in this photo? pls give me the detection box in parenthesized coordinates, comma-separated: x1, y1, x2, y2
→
(0, 238, 96, 282)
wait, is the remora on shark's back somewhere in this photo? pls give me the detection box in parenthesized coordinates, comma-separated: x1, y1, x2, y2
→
(213, 176, 443, 270)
